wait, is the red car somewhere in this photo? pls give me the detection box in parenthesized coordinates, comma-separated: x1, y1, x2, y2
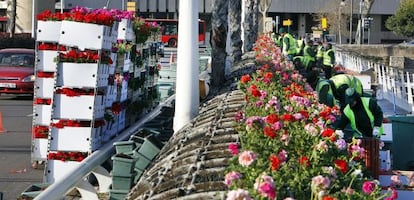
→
(0, 48, 35, 96)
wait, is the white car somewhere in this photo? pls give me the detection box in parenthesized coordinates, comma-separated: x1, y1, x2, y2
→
(400, 39, 414, 46)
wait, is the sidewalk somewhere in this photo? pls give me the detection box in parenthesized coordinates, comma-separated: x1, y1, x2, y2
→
(376, 98, 411, 117)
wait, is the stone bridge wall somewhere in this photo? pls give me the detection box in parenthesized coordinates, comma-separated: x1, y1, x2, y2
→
(336, 44, 414, 70)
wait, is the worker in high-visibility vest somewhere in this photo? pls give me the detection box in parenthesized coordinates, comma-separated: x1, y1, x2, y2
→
(329, 74, 364, 109)
(281, 28, 297, 61)
(296, 36, 305, 56)
(302, 39, 316, 72)
(334, 88, 384, 140)
(315, 41, 324, 70)
(322, 42, 335, 79)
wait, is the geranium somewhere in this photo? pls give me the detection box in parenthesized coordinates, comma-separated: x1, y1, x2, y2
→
(225, 34, 395, 200)
(58, 49, 113, 64)
(47, 151, 88, 162)
(112, 40, 133, 55)
(37, 7, 117, 26)
(33, 125, 49, 139)
(38, 43, 67, 51)
(50, 119, 105, 129)
(132, 17, 161, 44)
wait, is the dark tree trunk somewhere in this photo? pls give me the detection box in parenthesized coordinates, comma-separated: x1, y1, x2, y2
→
(243, 0, 259, 52)
(9, 0, 17, 38)
(228, 0, 242, 66)
(211, 0, 228, 87)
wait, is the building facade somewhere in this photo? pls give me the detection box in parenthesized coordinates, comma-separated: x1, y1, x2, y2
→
(0, 0, 407, 44)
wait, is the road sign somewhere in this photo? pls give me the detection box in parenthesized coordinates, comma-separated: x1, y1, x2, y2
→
(283, 19, 292, 26)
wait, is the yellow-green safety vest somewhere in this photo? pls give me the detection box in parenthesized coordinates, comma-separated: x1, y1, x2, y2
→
(343, 97, 384, 137)
(323, 49, 334, 66)
(283, 33, 297, 55)
(330, 74, 363, 96)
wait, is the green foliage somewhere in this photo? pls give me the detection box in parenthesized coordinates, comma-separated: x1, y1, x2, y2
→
(385, 0, 414, 38)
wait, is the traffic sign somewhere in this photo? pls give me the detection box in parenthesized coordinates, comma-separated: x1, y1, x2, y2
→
(283, 19, 292, 26)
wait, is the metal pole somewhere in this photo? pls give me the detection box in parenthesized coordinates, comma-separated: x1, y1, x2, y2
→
(349, 0, 353, 44)
(173, 0, 199, 132)
(359, 0, 363, 45)
(339, 6, 342, 44)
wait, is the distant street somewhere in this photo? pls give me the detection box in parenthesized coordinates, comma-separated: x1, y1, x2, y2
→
(0, 94, 43, 200)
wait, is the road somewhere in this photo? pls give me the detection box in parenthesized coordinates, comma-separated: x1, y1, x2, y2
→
(0, 95, 43, 200)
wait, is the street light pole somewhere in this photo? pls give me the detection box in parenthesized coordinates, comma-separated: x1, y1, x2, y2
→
(349, 0, 353, 44)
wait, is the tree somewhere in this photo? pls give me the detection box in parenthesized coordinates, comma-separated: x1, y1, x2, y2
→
(229, 0, 242, 66)
(385, 0, 414, 38)
(211, 0, 228, 87)
(8, 0, 17, 38)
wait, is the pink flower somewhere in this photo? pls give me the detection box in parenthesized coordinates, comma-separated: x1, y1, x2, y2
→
(228, 143, 239, 155)
(278, 149, 288, 163)
(362, 181, 376, 195)
(384, 188, 398, 200)
(238, 150, 257, 167)
(341, 187, 355, 195)
(335, 138, 347, 150)
(224, 171, 242, 186)
(254, 174, 276, 199)
(312, 175, 331, 190)
(226, 189, 252, 200)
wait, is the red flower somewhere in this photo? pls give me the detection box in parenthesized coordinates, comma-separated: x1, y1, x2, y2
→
(34, 98, 52, 105)
(321, 128, 334, 138)
(299, 110, 309, 119)
(250, 85, 261, 97)
(263, 126, 277, 138)
(322, 196, 337, 200)
(240, 74, 251, 84)
(334, 159, 348, 173)
(266, 113, 279, 124)
(269, 154, 281, 171)
(264, 72, 273, 79)
(281, 114, 293, 122)
(299, 156, 310, 167)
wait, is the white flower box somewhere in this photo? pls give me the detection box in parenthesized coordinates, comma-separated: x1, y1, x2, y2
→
(33, 104, 52, 125)
(32, 138, 48, 160)
(34, 77, 55, 99)
(53, 94, 105, 120)
(49, 126, 101, 152)
(118, 110, 126, 132)
(105, 85, 117, 108)
(37, 50, 58, 72)
(37, 21, 62, 43)
(46, 160, 82, 184)
(101, 121, 118, 142)
(120, 81, 128, 102)
(117, 19, 134, 41)
(59, 20, 116, 50)
(57, 63, 108, 88)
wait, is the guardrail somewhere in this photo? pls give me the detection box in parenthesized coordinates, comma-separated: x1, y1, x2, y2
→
(336, 49, 414, 114)
(34, 95, 175, 200)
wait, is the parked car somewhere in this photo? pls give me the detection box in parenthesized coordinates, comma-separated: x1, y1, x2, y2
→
(0, 48, 35, 96)
(400, 39, 414, 46)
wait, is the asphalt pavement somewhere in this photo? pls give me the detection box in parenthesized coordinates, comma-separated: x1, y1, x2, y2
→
(0, 95, 43, 200)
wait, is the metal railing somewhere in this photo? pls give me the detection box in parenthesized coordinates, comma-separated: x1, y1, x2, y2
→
(34, 95, 175, 200)
(336, 49, 414, 114)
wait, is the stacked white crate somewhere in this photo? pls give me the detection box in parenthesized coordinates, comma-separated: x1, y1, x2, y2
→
(32, 21, 62, 165)
(116, 19, 134, 133)
(41, 19, 118, 184)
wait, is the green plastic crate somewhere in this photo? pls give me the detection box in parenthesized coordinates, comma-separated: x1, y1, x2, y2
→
(111, 172, 136, 190)
(111, 154, 135, 176)
(20, 183, 50, 199)
(113, 140, 136, 154)
(109, 189, 129, 200)
(388, 115, 414, 170)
